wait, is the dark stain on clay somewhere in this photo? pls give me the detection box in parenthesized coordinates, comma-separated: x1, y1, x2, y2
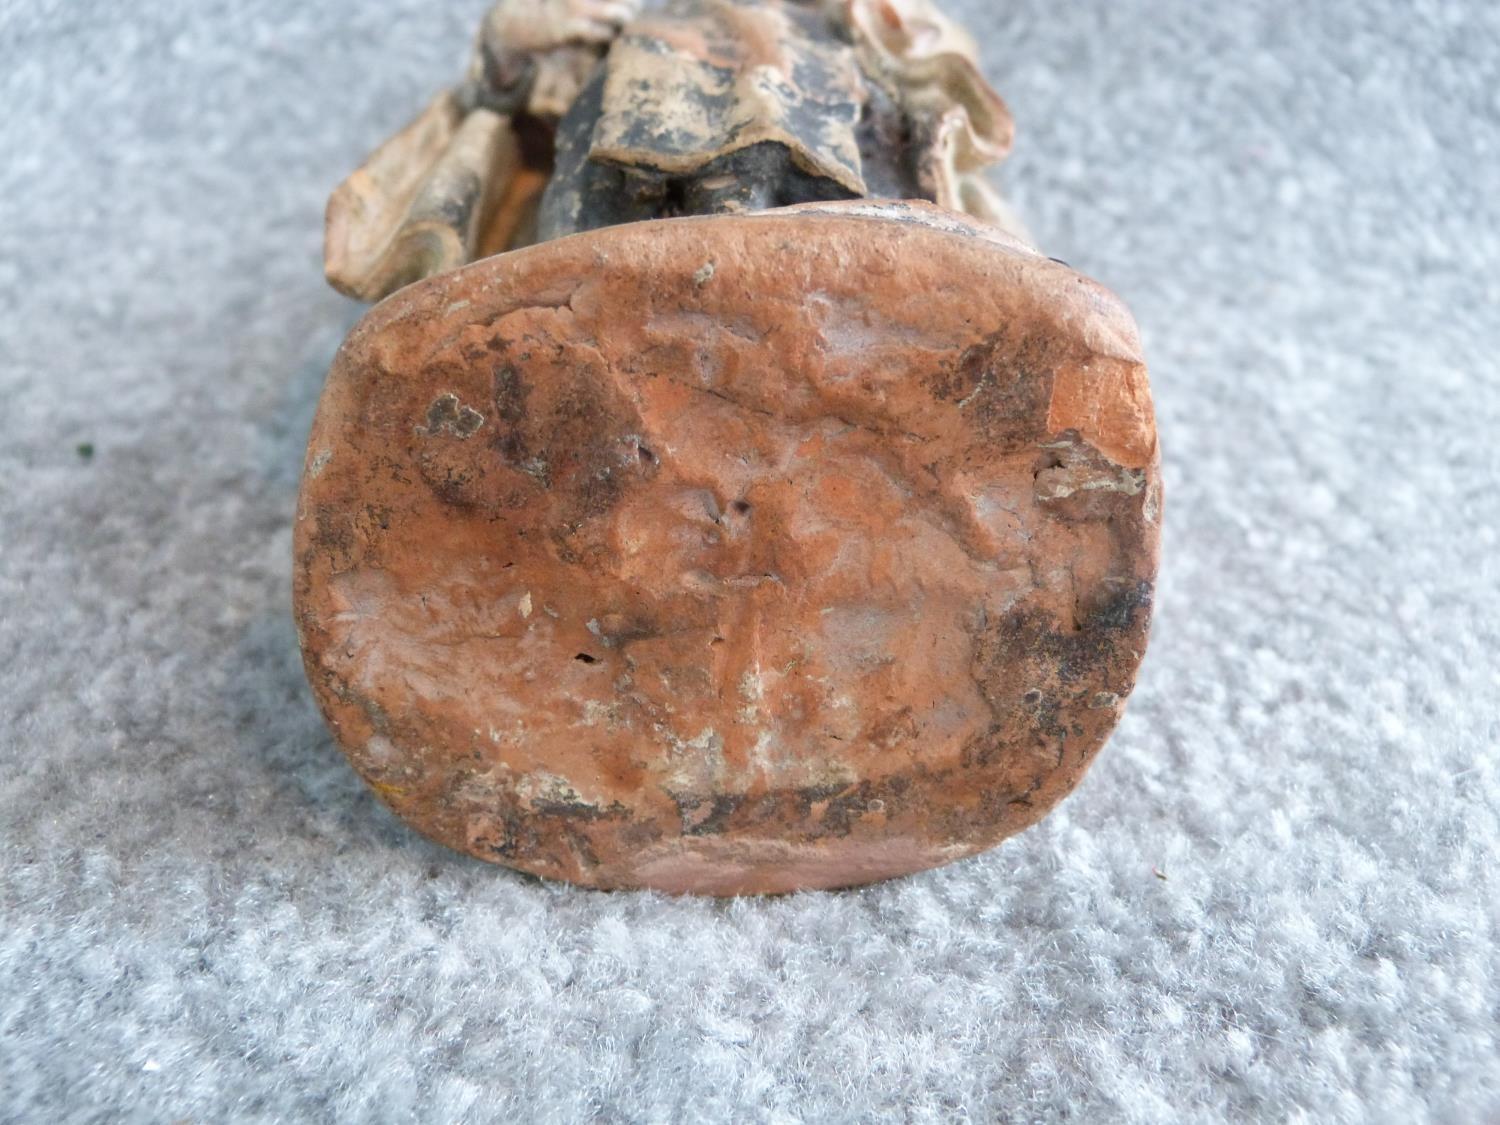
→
(972, 581, 1153, 718)
(423, 392, 485, 439)
(1088, 579, 1154, 634)
(673, 792, 746, 837)
(935, 327, 1069, 449)
(528, 795, 632, 823)
(490, 361, 535, 470)
(416, 450, 483, 508)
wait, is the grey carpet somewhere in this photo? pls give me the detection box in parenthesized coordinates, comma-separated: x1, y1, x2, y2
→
(2, 0, 1497, 1121)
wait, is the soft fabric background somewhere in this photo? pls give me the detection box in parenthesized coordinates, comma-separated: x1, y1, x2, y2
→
(2, 0, 1497, 1120)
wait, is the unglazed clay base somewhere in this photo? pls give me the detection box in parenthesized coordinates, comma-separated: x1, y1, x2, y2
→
(294, 201, 1160, 894)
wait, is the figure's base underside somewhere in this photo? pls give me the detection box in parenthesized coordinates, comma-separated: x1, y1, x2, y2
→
(294, 201, 1159, 894)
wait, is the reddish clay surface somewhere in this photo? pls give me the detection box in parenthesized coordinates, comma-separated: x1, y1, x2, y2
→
(294, 201, 1160, 893)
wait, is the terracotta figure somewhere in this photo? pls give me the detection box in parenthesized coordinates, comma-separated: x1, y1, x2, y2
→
(298, 0, 1161, 893)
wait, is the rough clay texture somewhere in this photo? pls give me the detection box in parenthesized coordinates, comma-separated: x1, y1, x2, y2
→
(3, 0, 1498, 1120)
(295, 203, 1159, 893)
